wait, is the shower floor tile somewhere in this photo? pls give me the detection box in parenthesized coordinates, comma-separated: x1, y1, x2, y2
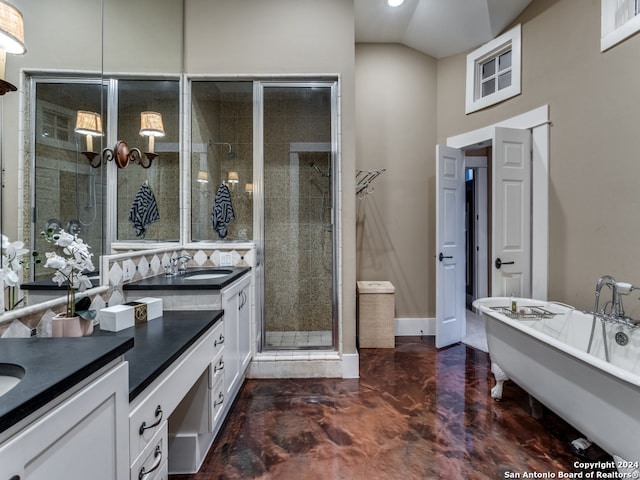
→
(170, 338, 614, 480)
(265, 330, 332, 348)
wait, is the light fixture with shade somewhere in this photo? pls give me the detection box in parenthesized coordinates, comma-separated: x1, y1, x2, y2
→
(227, 171, 239, 184)
(74, 111, 103, 167)
(139, 111, 165, 162)
(0, 1, 25, 95)
(196, 171, 209, 183)
(245, 183, 253, 195)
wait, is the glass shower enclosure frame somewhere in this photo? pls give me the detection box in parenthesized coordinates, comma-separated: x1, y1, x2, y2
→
(255, 80, 339, 351)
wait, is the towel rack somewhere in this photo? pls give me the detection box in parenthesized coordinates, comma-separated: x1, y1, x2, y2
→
(356, 169, 385, 198)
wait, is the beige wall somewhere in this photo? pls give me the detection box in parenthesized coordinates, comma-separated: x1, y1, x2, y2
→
(184, 0, 357, 353)
(437, 0, 640, 312)
(355, 44, 438, 318)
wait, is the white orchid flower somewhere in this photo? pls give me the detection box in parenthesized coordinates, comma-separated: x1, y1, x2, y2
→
(3, 268, 19, 287)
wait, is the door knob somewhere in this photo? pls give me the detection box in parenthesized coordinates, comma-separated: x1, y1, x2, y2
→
(494, 258, 515, 269)
(438, 252, 453, 262)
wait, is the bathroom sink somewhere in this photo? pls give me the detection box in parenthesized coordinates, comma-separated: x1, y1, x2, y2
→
(182, 269, 233, 281)
(0, 363, 25, 398)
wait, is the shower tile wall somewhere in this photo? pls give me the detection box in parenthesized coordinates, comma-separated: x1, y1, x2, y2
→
(116, 80, 181, 242)
(263, 87, 333, 334)
(32, 83, 106, 282)
(191, 82, 253, 242)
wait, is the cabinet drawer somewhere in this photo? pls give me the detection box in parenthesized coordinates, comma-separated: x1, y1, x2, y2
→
(209, 376, 225, 432)
(131, 421, 168, 480)
(129, 325, 217, 462)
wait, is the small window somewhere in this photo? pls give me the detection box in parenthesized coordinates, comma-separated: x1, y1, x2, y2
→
(601, 0, 640, 52)
(41, 109, 71, 142)
(465, 24, 521, 114)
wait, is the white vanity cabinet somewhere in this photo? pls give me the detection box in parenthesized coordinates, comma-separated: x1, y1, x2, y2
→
(221, 274, 252, 404)
(0, 361, 129, 480)
(129, 323, 218, 476)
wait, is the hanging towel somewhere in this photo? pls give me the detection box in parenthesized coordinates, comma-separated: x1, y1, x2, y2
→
(212, 183, 235, 238)
(128, 181, 160, 237)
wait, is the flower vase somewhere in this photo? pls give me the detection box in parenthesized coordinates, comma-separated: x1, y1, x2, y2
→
(51, 313, 94, 337)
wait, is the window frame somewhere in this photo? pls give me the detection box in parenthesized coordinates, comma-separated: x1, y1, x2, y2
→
(465, 24, 521, 114)
(601, 0, 640, 52)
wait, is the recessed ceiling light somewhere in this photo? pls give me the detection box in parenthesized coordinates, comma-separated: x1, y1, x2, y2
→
(387, 0, 405, 6)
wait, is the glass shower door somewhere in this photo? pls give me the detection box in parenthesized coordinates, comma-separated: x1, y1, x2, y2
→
(261, 83, 336, 350)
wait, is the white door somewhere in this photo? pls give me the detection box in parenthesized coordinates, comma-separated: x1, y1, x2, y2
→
(435, 145, 465, 348)
(491, 127, 532, 298)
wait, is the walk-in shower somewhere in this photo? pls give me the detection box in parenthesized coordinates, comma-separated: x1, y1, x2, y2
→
(190, 79, 338, 351)
(261, 83, 337, 350)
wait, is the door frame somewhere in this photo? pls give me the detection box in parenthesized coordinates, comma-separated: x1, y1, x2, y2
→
(446, 105, 549, 300)
(464, 157, 488, 305)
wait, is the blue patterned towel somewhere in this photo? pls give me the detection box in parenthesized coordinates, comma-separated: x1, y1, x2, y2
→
(212, 183, 235, 238)
(128, 182, 160, 237)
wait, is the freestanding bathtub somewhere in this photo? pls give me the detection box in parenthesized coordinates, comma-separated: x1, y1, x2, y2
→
(473, 297, 640, 472)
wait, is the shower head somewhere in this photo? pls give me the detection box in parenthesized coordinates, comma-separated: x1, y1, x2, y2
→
(309, 162, 330, 177)
(209, 140, 236, 160)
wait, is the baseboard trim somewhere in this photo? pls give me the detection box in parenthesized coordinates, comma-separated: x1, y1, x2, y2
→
(395, 317, 435, 336)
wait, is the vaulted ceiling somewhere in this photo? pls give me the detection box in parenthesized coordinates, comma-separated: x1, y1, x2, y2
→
(354, 0, 533, 59)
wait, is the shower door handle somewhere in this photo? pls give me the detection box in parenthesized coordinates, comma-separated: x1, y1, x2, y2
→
(438, 252, 452, 262)
(494, 258, 514, 269)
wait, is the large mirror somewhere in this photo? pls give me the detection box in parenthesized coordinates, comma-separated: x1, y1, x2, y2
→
(5, 0, 184, 310)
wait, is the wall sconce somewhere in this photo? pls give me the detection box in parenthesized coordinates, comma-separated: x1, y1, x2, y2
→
(74, 111, 103, 167)
(245, 183, 253, 195)
(196, 171, 209, 183)
(0, 1, 25, 95)
(227, 171, 239, 185)
(76, 110, 165, 169)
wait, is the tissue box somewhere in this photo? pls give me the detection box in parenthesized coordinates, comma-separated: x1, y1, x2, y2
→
(124, 301, 148, 325)
(136, 297, 163, 321)
(100, 304, 134, 332)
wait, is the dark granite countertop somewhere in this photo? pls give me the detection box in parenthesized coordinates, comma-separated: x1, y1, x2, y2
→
(0, 335, 134, 434)
(95, 310, 224, 401)
(123, 266, 250, 291)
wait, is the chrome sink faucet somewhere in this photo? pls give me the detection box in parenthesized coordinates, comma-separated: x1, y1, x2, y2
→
(165, 253, 193, 276)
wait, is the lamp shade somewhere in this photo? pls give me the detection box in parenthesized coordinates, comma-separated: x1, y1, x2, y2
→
(74, 111, 103, 136)
(0, 1, 24, 54)
(196, 171, 209, 183)
(139, 111, 165, 137)
(227, 171, 239, 183)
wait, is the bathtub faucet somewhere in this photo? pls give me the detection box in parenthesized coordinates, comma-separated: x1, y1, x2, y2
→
(594, 275, 619, 317)
(594, 275, 639, 319)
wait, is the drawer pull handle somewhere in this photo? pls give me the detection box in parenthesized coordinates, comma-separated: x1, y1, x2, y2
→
(215, 334, 225, 346)
(214, 392, 224, 407)
(139, 405, 163, 435)
(138, 445, 162, 480)
(214, 359, 225, 372)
